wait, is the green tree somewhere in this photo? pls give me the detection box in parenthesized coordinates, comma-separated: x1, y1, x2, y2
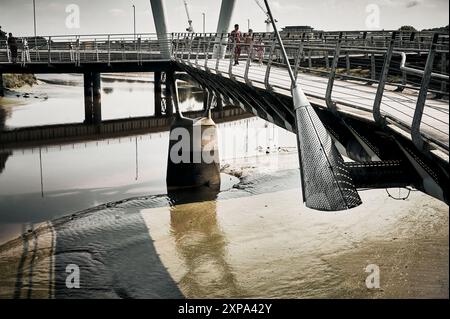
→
(398, 25, 417, 32)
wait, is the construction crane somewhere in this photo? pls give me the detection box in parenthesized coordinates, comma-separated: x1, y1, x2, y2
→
(183, 0, 194, 33)
(254, 0, 277, 32)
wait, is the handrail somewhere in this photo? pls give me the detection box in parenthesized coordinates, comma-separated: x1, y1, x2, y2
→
(399, 52, 449, 80)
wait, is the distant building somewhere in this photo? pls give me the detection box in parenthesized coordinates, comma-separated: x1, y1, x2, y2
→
(281, 26, 315, 33)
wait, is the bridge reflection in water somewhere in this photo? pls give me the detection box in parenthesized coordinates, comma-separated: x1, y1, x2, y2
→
(166, 187, 243, 298)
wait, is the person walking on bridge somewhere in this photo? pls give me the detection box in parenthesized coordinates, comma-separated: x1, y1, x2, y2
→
(230, 24, 241, 66)
(7, 33, 18, 63)
(244, 29, 254, 59)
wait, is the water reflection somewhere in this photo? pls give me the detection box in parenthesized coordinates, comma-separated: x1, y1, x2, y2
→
(0, 151, 11, 174)
(0, 73, 207, 129)
(168, 187, 243, 298)
(178, 86, 204, 105)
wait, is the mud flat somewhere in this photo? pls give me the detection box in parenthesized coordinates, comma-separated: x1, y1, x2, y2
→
(0, 153, 447, 299)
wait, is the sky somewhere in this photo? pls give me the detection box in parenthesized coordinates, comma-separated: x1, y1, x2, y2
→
(0, 0, 448, 36)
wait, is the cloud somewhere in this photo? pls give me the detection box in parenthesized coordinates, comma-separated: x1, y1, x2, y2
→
(270, 1, 303, 11)
(109, 8, 125, 17)
(381, 0, 424, 8)
(405, 0, 421, 7)
(48, 2, 66, 11)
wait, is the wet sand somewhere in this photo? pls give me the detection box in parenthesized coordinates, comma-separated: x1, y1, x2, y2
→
(144, 187, 448, 298)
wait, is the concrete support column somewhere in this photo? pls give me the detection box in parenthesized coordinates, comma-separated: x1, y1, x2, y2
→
(149, 0, 171, 59)
(213, 0, 236, 58)
(166, 117, 221, 190)
(154, 71, 162, 117)
(92, 72, 102, 124)
(0, 74, 4, 97)
(83, 72, 93, 124)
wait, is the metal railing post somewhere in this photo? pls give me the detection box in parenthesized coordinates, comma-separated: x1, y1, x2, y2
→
(170, 33, 174, 57)
(411, 33, 439, 150)
(95, 38, 99, 62)
(47, 36, 51, 63)
(325, 33, 342, 112)
(345, 50, 350, 74)
(370, 52, 376, 80)
(324, 50, 329, 69)
(187, 32, 195, 63)
(76, 37, 80, 66)
(293, 40, 304, 82)
(307, 49, 312, 70)
(107, 35, 111, 65)
(137, 36, 142, 64)
(244, 41, 254, 86)
(121, 38, 125, 61)
(373, 32, 396, 125)
(20, 38, 25, 66)
(215, 33, 225, 73)
(228, 37, 237, 79)
(264, 38, 276, 90)
(195, 35, 201, 66)
(175, 33, 180, 60)
(441, 52, 448, 94)
(204, 34, 212, 70)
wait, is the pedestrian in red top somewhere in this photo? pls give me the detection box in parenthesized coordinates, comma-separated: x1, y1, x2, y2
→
(230, 24, 241, 66)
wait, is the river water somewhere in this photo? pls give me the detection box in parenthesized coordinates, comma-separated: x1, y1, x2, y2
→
(0, 74, 447, 298)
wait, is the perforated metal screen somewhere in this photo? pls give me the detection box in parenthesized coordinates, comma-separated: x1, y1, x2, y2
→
(293, 88, 362, 211)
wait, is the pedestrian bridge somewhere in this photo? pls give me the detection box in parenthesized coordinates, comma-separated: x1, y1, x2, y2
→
(0, 30, 448, 211)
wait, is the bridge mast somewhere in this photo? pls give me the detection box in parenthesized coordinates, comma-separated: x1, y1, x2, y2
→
(149, 0, 171, 59)
(213, 0, 237, 59)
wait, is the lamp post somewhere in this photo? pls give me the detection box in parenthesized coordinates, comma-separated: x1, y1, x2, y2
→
(202, 13, 206, 33)
(33, 0, 37, 52)
(132, 4, 136, 40)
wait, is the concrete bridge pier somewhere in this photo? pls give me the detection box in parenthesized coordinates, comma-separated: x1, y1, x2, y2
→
(166, 116, 221, 190)
(92, 73, 102, 124)
(164, 71, 176, 116)
(83, 72, 93, 124)
(83, 72, 102, 124)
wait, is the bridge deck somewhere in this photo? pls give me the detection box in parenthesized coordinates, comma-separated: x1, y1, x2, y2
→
(185, 58, 449, 153)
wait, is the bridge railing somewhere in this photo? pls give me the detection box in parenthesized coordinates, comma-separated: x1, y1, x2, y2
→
(0, 33, 173, 65)
(172, 31, 449, 152)
(1, 31, 448, 152)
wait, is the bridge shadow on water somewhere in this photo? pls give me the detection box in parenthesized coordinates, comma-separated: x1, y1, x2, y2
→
(1, 180, 246, 298)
